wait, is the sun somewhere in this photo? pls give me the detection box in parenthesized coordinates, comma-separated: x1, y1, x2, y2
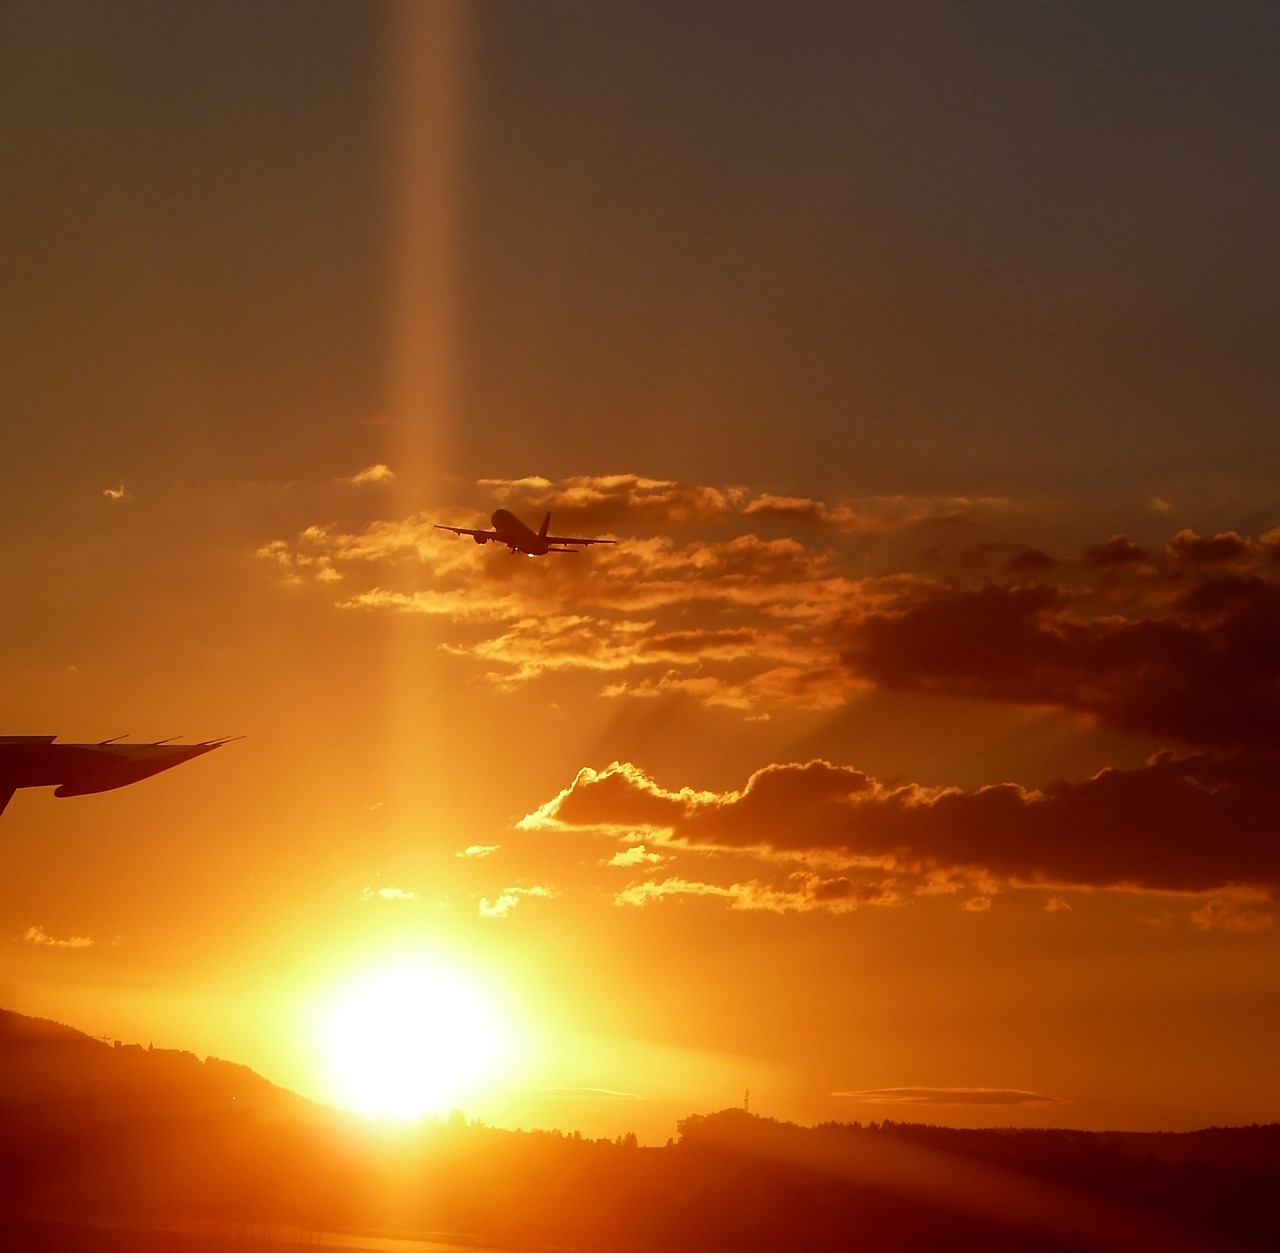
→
(325, 964, 504, 1120)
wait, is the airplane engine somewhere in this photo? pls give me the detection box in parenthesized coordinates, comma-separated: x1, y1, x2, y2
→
(474, 535, 488, 545)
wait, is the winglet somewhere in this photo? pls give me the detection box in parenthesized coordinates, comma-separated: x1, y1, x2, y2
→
(539, 512, 551, 539)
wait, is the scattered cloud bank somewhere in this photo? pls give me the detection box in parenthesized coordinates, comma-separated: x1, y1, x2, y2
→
(260, 476, 1280, 927)
(260, 477, 1280, 746)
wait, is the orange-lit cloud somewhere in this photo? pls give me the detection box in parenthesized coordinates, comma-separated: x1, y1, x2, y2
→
(476, 475, 1007, 534)
(23, 925, 95, 949)
(359, 886, 419, 902)
(478, 884, 555, 918)
(612, 872, 901, 914)
(524, 755, 1280, 898)
(255, 476, 974, 710)
(1189, 896, 1277, 933)
(340, 463, 396, 486)
(603, 844, 664, 867)
(259, 480, 1280, 739)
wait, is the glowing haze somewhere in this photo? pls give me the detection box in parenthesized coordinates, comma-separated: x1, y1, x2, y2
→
(3, 1, 1279, 1144)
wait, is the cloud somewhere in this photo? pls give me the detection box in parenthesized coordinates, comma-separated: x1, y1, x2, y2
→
(259, 476, 1000, 717)
(612, 872, 901, 914)
(1083, 534, 1152, 569)
(341, 464, 395, 485)
(526, 755, 1280, 897)
(478, 884, 554, 918)
(520, 760, 716, 836)
(477, 475, 1006, 534)
(457, 844, 501, 859)
(1164, 528, 1253, 568)
(1190, 895, 1277, 933)
(102, 482, 128, 502)
(261, 481, 1280, 736)
(835, 1087, 1062, 1107)
(359, 886, 418, 902)
(604, 844, 664, 867)
(840, 559, 1280, 751)
(23, 925, 95, 949)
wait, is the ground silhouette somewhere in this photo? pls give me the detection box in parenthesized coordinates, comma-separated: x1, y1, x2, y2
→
(2, 1009, 1276, 1251)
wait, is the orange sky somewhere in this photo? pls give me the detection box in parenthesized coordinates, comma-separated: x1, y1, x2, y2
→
(3, 1, 1279, 1144)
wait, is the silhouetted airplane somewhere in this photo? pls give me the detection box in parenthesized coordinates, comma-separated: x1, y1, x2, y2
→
(0, 736, 236, 815)
(435, 509, 617, 556)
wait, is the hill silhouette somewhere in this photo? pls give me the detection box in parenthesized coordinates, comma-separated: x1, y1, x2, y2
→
(0, 1007, 325, 1125)
(2, 1008, 1277, 1251)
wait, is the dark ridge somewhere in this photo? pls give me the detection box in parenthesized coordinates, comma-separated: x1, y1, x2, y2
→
(2, 1010, 1277, 1251)
(0, 1008, 103, 1050)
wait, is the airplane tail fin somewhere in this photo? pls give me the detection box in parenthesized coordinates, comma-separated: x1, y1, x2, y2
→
(539, 512, 551, 539)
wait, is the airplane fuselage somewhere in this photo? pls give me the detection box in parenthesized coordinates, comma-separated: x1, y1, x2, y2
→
(486, 509, 550, 555)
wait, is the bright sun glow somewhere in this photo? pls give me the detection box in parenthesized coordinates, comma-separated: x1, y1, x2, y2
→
(326, 964, 504, 1120)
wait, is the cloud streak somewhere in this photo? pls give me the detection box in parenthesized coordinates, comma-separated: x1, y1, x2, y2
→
(836, 1087, 1063, 1107)
(841, 560, 1280, 751)
(612, 872, 902, 914)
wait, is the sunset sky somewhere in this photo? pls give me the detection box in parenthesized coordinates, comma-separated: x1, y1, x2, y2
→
(3, 0, 1279, 1144)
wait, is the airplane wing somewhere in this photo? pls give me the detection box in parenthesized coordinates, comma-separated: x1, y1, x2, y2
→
(434, 524, 499, 541)
(544, 534, 617, 547)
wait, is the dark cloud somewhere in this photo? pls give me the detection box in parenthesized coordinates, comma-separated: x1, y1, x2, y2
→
(527, 756, 1280, 896)
(1007, 547, 1057, 574)
(840, 572, 1280, 751)
(1164, 528, 1252, 568)
(1084, 534, 1151, 568)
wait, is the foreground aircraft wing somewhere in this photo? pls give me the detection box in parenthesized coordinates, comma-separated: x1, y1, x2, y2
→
(0, 735, 236, 815)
